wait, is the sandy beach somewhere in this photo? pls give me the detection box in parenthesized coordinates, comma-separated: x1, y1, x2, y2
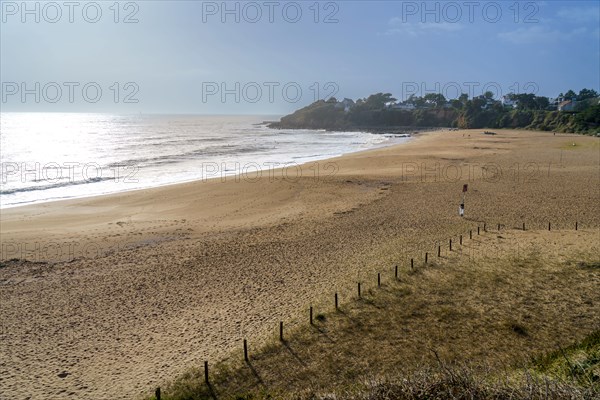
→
(1, 129, 599, 399)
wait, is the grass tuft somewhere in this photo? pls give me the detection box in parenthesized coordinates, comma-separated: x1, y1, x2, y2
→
(508, 322, 529, 337)
(315, 314, 326, 322)
(577, 261, 600, 270)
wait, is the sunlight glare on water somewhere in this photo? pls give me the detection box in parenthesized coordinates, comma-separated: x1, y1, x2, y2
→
(0, 113, 409, 208)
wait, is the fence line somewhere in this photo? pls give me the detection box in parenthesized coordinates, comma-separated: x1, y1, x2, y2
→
(153, 219, 592, 398)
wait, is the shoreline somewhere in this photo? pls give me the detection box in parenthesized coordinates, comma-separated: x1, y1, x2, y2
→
(0, 128, 418, 212)
(267, 122, 447, 135)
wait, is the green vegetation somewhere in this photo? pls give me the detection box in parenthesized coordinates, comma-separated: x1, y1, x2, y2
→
(269, 88, 600, 135)
(532, 330, 600, 388)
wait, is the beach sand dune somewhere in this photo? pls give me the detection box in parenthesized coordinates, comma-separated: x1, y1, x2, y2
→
(1, 129, 599, 399)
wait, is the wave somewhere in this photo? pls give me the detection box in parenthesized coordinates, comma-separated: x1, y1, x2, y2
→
(0, 177, 111, 196)
(106, 144, 273, 169)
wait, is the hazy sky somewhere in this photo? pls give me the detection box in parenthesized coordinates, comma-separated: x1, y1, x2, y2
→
(1, 0, 599, 114)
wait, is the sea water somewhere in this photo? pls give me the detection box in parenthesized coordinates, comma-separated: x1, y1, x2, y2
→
(0, 113, 410, 208)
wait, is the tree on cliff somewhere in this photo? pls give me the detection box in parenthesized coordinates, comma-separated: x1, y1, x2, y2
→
(423, 93, 447, 108)
(361, 93, 397, 110)
(577, 88, 599, 101)
(564, 89, 577, 100)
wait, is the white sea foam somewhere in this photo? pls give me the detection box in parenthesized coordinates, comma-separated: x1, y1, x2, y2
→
(0, 113, 410, 208)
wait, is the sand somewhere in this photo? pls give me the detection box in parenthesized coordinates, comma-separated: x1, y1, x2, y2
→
(1, 129, 599, 399)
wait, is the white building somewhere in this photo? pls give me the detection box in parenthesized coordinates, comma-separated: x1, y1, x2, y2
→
(481, 98, 498, 110)
(558, 99, 576, 111)
(334, 98, 355, 113)
(501, 95, 517, 108)
(390, 102, 416, 110)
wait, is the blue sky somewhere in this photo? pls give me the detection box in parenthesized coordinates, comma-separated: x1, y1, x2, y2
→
(1, 0, 599, 114)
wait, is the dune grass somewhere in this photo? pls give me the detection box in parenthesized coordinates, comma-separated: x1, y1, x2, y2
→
(146, 229, 600, 400)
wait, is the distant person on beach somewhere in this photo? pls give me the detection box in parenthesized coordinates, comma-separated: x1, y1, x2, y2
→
(459, 203, 465, 217)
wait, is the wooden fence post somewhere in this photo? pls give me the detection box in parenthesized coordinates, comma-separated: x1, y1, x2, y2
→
(449, 239, 452, 251)
(377, 272, 381, 287)
(279, 321, 284, 341)
(309, 306, 313, 325)
(204, 361, 209, 384)
(358, 282, 361, 298)
(335, 292, 338, 310)
(395, 265, 398, 279)
(155, 387, 161, 400)
(244, 339, 249, 362)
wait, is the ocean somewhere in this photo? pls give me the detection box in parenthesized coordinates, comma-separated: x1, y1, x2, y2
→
(0, 113, 409, 208)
